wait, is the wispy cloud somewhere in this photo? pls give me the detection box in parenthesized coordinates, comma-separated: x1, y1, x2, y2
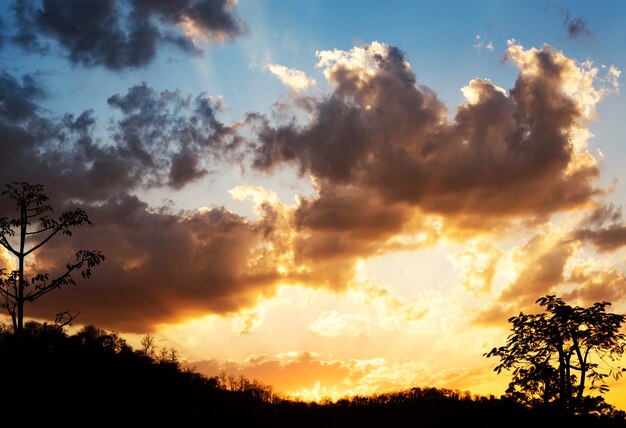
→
(557, 6, 593, 40)
(267, 64, 316, 92)
(473, 35, 494, 53)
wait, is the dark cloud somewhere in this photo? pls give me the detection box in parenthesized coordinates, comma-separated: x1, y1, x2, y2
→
(0, 15, 5, 50)
(26, 193, 286, 332)
(0, 73, 239, 205)
(11, 0, 245, 70)
(558, 7, 593, 40)
(573, 203, 626, 251)
(0, 41, 614, 332)
(0, 70, 272, 332)
(566, 17, 592, 39)
(0, 70, 45, 121)
(253, 44, 598, 217)
(248, 42, 601, 275)
(107, 82, 241, 189)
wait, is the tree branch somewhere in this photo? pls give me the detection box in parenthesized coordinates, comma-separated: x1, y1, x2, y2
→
(25, 251, 103, 302)
(25, 225, 56, 235)
(0, 237, 19, 256)
(0, 287, 17, 299)
(23, 224, 66, 256)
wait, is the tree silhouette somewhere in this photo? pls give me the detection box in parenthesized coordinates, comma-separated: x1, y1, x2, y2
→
(0, 182, 105, 333)
(485, 295, 626, 414)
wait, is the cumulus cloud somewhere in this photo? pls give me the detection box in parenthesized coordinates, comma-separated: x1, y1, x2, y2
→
(25, 193, 287, 332)
(247, 40, 614, 280)
(0, 74, 241, 206)
(107, 83, 242, 189)
(11, 0, 245, 70)
(306, 283, 430, 338)
(357, 283, 430, 331)
(1, 40, 622, 334)
(267, 64, 316, 92)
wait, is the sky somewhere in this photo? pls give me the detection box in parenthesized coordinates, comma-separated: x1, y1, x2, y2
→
(1, 0, 626, 408)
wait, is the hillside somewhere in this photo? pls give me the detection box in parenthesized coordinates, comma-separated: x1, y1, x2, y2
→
(1, 322, 625, 427)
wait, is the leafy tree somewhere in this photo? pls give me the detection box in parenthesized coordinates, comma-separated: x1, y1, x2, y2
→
(485, 295, 626, 414)
(0, 182, 105, 333)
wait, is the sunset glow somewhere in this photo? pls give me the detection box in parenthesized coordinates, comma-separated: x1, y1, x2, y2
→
(2, 0, 626, 411)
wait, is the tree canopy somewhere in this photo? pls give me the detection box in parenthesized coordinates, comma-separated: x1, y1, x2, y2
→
(486, 295, 626, 415)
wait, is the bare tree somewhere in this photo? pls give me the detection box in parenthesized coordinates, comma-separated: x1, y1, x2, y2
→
(0, 182, 105, 333)
(140, 333, 157, 358)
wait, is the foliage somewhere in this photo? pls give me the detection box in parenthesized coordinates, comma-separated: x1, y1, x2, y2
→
(486, 295, 626, 414)
(0, 182, 104, 332)
(0, 321, 624, 427)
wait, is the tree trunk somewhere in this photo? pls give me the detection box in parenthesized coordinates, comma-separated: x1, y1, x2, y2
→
(577, 352, 587, 403)
(17, 202, 26, 333)
(564, 353, 572, 408)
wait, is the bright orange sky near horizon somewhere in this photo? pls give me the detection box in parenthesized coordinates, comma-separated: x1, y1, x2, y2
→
(1, 0, 626, 411)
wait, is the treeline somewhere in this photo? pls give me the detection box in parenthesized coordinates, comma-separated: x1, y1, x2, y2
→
(1, 321, 625, 427)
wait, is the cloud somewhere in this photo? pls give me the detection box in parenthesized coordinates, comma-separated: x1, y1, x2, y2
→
(573, 203, 626, 251)
(1, 40, 622, 334)
(106, 83, 242, 189)
(0, 74, 241, 205)
(449, 240, 503, 293)
(247, 40, 613, 279)
(563, 265, 626, 304)
(267, 64, 316, 92)
(558, 7, 593, 40)
(11, 0, 245, 70)
(308, 310, 371, 337)
(357, 283, 430, 332)
(473, 35, 494, 53)
(24, 193, 288, 332)
(0, 70, 44, 121)
(188, 351, 493, 401)
(305, 282, 431, 338)
(255, 41, 606, 217)
(499, 233, 575, 304)
(471, 221, 626, 328)
(475, 263, 626, 328)
(471, 230, 576, 327)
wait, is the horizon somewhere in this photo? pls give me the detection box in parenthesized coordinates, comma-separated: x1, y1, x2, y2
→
(1, 0, 626, 410)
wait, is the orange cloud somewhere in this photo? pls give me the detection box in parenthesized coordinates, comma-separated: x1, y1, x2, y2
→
(188, 351, 497, 401)
(25, 194, 287, 332)
(247, 40, 613, 286)
(563, 266, 626, 304)
(5, 40, 621, 335)
(573, 203, 626, 251)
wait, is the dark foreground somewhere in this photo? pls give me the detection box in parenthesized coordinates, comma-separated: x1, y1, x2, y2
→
(1, 322, 625, 427)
